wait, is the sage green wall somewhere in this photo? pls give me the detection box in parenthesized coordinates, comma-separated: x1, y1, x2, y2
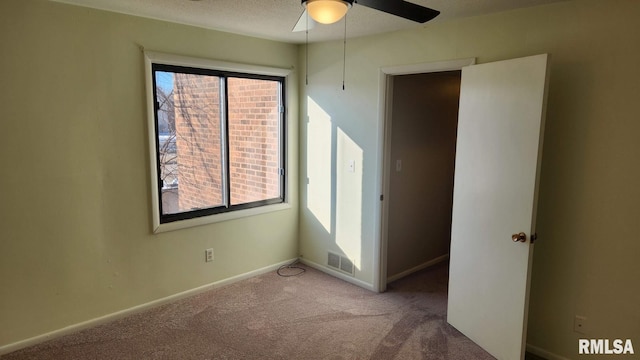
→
(298, 0, 640, 358)
(0, 0, 298, 347)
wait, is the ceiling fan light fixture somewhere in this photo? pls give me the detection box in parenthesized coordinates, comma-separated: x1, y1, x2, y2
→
(303, 0, 353, 25)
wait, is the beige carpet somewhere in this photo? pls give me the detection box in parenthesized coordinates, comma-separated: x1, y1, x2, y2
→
(4, 261, 497, 359)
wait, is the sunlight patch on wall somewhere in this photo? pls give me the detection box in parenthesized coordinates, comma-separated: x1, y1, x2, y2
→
(335, 128, 363, 270)
(306, 96, 332, 233)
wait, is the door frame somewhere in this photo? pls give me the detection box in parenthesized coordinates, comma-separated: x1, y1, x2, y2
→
(373, 58, 476, 292)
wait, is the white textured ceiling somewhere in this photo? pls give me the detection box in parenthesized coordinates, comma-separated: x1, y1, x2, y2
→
(51, 0, 567, 43)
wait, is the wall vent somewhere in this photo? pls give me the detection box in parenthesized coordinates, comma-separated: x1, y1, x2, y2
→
(327, 251, 354, 276)
(328, 252, 340, 269)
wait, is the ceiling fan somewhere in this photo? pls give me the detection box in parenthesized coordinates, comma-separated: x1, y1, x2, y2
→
(296, 0, 439, 89)
(293, 0, 440, 32)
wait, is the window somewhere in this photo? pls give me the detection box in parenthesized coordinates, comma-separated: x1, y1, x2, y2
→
(145, 52, 289, 232)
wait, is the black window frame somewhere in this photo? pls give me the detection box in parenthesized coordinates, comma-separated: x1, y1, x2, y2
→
(150, 62, 287, 225)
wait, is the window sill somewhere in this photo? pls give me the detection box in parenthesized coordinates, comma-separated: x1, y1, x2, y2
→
(152, 202, 292, 234)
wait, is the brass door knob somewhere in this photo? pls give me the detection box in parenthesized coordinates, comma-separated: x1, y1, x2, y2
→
(512, 232, 527, 242)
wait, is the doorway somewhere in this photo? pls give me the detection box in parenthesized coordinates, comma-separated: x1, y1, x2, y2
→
(385, 71, 461, 282)
(376, 58, 475, 291)
(376, 55, 549, 359)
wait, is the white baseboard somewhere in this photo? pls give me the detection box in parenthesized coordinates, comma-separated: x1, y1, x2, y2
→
(387, 254, 449, 283)
(299, 258, 376, 292)
(527, 343, 572, 360)
(0, 258, 298, 356)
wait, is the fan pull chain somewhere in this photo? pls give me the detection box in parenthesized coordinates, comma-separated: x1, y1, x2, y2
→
(342, 13, 347, 90)
(305, 11, 309, 86)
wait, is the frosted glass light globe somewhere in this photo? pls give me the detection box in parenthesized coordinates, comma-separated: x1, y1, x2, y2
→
(306, 0, 350, 24)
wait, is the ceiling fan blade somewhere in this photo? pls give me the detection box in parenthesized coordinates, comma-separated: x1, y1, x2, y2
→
(354, 0, 440, 23)
(292, 9, 317, 32)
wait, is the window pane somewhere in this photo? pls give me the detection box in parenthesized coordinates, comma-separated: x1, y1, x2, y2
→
(227, 77, 282, 205)
(156, 71, 224, 215)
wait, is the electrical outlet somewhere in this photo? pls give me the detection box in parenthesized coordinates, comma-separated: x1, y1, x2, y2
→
(574, 315, 587, 334)
(205, 248, 214, 263)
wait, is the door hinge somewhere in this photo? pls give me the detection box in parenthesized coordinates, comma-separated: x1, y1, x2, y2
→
(380, 194, 384, 201)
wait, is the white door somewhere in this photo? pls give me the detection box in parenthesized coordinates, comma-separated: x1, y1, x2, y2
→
(447, 54, 549, 360)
